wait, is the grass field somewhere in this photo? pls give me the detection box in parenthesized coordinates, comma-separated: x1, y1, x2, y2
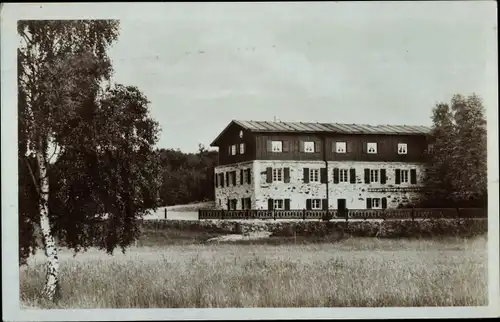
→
(20, 234, 487, 308)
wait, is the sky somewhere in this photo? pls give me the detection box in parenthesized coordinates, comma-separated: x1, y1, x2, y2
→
(106, 2, 497, 153)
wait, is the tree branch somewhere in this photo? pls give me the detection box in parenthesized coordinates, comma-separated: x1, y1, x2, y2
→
(24, 156, 40, 196)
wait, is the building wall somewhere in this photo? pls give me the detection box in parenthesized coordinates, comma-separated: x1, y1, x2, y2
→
(254, 133, 429, 163)
(215, 123, 257, 166)
(214, 161, 256, 210)
(255, 134, 324, 161)
(251, 160, 425, 210)
(325, 134, 428, 162)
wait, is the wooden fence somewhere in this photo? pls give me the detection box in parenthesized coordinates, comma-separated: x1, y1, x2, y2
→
(198, 208, 487, 221)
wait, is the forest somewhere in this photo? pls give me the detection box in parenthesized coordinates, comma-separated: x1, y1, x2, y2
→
(156, 145, 218, 206)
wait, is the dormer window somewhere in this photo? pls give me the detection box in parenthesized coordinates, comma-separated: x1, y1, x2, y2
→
(367, 142, 377, 154)
(398, 143, 407, 154)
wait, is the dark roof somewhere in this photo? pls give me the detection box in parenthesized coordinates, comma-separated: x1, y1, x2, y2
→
(210, 120, 431, 146)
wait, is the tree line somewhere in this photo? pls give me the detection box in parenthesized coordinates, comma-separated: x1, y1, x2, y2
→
(156, 145, 218, 207)
(17, 19, 487, 303)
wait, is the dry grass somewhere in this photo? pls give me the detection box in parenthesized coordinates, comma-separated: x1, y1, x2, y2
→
(20, 236, 487, 308)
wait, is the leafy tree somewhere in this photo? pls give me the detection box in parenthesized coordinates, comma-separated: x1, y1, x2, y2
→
(18, 20, 161, 302)
(157, 146, 218, 206)
(423, 94, 487, 207)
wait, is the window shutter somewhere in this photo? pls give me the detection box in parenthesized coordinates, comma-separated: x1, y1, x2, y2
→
(228, 145, 231, 155)
(303, 168, 310, 183)
(283, 141, 290, 152)
(220, 173, 224, 187)
(299, 141, 305, 152)
(226, 172, 230, 186)
(346, 141, 352, 153)
(215, 174, 218, 187)
(322, 199, 328, 210)
(306, 199, 312, 210)
(266, 167, 273, 183)
(315, 141, 321, 153)
(247, 169, 252, 184)
(380, 169, 386, 184)
(267, 140, 272, 152)
(366, 198, 372, 209)
(232, 171, 236, 185)
(331, 141, 336, 152)
(241, 198, 245, 210)
(285, 199, 291, 210)
(349, 168, 356, 184)
(381, 197, 387, 209)
(284, 167, 290, 183)
(240, 169, 244, 185)
(236, 144, 240, 154)
(227, 199, 230, 210)
(395, 169, 401, 184)
(364, 169, 370, 183)
(333, 168, 340, 184)
(410, 169, 417, 184)
(267, 198, 274, 210)
(320, 168, 327, 183)
(246, 198, 251, 209)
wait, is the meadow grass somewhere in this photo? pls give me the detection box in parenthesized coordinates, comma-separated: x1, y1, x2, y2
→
(20, 235, 487, 308)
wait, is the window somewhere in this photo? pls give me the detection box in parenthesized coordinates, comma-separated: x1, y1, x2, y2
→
(336, 142, 347, 153)
(273, 199, 284, 210)
(401, 170, 409, 183)
(427, 144, 434, 154)
(231, 144, 237, 155)
(367, 142, 377, 154)
(229, 199, 237, 210)
(310, 169, 320, 182)
(398, 143, 407, 155)
(239, 143, 245, 154)
(245, 198, 251, 209)
(242, 169, 247, 184)
(273, 168, 283, 182)
(311, 199, 322, 210)
(370, 169, 379, 183)
(339, 169, 348, 182)
(304, 141, 315, 153)
(271, 140, 283, 152)
(372, 198, 381, 209)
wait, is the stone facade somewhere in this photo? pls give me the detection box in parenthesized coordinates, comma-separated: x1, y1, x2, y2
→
(214, 161, 256, 210)
(215, 160, 426, 210)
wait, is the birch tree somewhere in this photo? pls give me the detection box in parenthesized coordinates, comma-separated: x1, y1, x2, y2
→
(18, 20, 160, 302)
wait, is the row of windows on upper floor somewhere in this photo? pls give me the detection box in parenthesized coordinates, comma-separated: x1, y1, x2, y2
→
(223, 197, 388, 210)
(268, 140, 425, 155)
(215, 166, 418, 187)
(227, 141, 435, 156)
(265, 167, 418, 184)
(215, 168, 252, 188)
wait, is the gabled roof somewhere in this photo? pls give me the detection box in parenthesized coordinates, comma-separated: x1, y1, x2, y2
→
(210, 120, 431, 146)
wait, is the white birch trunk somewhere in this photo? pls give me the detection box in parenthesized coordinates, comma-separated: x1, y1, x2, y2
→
(36, 137, 61, 301)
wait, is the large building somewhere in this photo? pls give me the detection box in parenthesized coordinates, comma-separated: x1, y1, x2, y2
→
(210, 120, 432, 211)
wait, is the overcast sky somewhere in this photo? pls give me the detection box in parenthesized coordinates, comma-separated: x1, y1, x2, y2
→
(106, 1, 497, 153)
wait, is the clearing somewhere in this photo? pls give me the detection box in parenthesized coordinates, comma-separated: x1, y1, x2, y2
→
(20, 235, 487, 308)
